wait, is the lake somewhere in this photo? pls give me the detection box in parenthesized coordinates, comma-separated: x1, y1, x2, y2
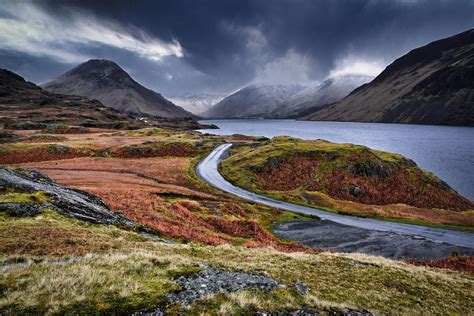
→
(198, 119, 474, 200)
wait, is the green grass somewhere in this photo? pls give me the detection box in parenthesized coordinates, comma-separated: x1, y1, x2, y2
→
(0, 191, 50, 204)
(0, 203, 473, 314)
(26, 135, 68, 141)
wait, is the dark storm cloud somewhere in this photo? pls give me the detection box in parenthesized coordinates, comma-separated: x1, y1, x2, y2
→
(1, 0, 473, 96)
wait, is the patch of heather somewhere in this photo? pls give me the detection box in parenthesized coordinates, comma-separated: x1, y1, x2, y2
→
(18, 157, 195, 186)
(87, 187, 228, 246)
(0, 221, 117, 256)
(406, 254, 474, 274)
(0, 146, 88, 164)
(112, 142, 196, 158)
(219, 202, 253, 217)
(253, 154, 473, 211)
(318, 168, 473, 211)
(256, 156, 320, 191)
(13, 148, 317, 250)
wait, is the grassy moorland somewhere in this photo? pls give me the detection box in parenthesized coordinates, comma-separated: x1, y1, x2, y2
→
(220, 137, 474, 230)
(1, 127, 473, 314)
(1, 210, 473, 314)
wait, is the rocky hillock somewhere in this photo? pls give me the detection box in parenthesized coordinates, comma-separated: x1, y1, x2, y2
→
(0, 167, 128, 225)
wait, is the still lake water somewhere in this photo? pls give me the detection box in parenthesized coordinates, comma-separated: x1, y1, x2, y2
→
(199, 119, 474, 200)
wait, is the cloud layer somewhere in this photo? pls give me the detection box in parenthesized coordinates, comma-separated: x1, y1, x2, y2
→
(0, 2, 182, 63)
(1, 0, 473, 96)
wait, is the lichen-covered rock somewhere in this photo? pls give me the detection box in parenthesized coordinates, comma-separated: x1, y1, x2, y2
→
(167, 264, 284, 305)
(294, 281, 309, 295)
(0, 168, 130, 225)
(0, 130, 18, 143)
(0, 202, 41, 216)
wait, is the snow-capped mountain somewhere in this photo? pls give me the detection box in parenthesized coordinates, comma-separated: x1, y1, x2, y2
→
(202, 82, 305, 118)
(168, 93, 225, 115)
(273, 74, 373, 118)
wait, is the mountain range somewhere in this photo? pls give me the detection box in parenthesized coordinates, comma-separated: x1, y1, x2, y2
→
(169, 93, 224, 115)
(304, 29, 474, 125)
(273, 74, 373, 118)
(42, 59, 194, 119)
(202, 83, 305, 118)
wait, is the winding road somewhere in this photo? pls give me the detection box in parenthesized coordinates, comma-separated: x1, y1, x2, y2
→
(196, 143, 474, 250)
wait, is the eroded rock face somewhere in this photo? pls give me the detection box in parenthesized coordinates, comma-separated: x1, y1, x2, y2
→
(0, 168, 129, 225)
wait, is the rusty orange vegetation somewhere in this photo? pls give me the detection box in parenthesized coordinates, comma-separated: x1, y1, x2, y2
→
(406, 254, 474, 274)
(18, 157, 194, 187)
(257, 156, 320, 191)
(111, 142, 196, 158)
(19, 157, 312, 252)
(0, 147, 89, 164)
(255, 155, 473, 211)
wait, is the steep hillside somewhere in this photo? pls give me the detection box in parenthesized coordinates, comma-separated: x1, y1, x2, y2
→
(304, 29, 474, 125)
(202, 83, 304, 118)
(42, 59, 194, 118)
(274, 74, 373, 118)
(169, 93, 224, 115)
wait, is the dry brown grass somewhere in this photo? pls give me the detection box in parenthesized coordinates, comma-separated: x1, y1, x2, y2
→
(0, 211, 473, 314)
(406, 254, 474, 274)
(0, 211, 144, 256)
(18, 156, 194, 186)
(16, 155, 308, 250)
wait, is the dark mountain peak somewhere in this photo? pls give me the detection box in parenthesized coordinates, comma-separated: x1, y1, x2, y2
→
(58, 59, 133, 84)
(83, 58, 120, 67)
(42, 60, 194, 118)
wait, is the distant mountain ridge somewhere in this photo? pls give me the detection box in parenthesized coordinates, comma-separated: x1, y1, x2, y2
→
(42, 59, 194, 118)
(202, 82, 305, 118)
(273, 74, 373, 118)
(304, 29, 474, 126)
(169, 93, 224, 115)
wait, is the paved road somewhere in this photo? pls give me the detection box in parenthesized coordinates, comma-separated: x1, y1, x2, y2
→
(196, 143, 474, 250)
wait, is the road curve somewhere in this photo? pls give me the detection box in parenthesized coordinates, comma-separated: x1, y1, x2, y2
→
(196, 143, 474, 249)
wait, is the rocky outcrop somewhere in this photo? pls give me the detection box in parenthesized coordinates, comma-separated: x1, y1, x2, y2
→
(0, 131, 18, 143)
(0, 168, 129, 225)
(167, 263, 284, 305)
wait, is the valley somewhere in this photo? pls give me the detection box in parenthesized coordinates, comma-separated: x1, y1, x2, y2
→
(1, 123, 473, 314)
(0, 6, 473, 314)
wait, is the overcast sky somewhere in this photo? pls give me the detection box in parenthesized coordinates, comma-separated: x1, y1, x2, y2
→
(1, 0, 473, 97)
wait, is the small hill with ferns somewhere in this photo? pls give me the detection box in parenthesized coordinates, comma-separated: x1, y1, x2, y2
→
(221, 137, 474, 228)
